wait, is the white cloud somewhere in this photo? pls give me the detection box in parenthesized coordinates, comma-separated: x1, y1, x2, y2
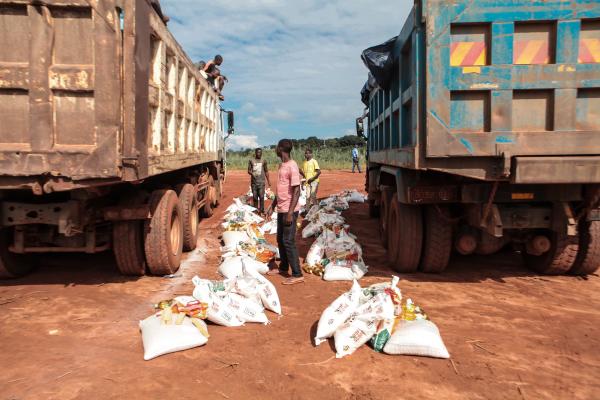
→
(162, 0, 412, 143)
(226, 134, 259, 150)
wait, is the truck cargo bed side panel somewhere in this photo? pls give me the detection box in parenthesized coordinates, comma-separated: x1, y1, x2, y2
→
(0, 0, 121, 179)
(424, 0, 600, 158)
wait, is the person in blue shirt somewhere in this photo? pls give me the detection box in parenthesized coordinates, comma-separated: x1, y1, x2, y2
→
(352, 144, 362, 173)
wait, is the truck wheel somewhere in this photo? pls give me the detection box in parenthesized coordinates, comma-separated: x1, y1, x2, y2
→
(201, 176, 215, 218)
(570, 220, 600, 275)
(0, 228, 33, 279)
(177, 184, 199, 251)
(523, 232, 578, 275)
(420, 206, 452, 273)
(379, 187, 392, 249)
(113, 221, 146, 276)
(144, 190, 184, 275)
(368, 197, 380, 218)
(387, 194, 423, 272)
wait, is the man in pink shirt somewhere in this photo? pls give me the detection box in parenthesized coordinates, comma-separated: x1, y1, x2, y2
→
(266, 139, 304, 285)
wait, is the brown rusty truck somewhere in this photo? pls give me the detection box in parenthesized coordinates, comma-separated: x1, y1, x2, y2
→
(0, 0, 234, 278)
(358, 0, 600, 275)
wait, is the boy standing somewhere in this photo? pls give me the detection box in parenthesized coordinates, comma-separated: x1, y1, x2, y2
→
(300, 148, 321, 211)
(248, 148, 270, 215)
(266, 139, 304, 285)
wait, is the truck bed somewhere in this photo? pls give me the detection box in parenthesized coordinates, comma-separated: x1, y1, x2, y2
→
(367, 0, 600, 183)
(0, 0, 222, 190)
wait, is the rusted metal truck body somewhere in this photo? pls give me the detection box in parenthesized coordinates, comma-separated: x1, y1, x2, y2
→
(361, 0, 600, 275)
(0, 0, 232, 277)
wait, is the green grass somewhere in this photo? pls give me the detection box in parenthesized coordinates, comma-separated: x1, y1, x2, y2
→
(225, 146, 364, 170)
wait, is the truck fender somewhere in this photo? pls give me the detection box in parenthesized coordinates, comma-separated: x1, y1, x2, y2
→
(377, 166, 418, 205)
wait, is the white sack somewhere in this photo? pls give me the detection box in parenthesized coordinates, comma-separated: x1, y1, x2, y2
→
(323, 260, 368, 281)
(244, 267, 282, 315)
(226, 293, 269, 324)
(347, 191, 366, 203)
(314, 280, 362, 345)
(139, 314, 208, 360)
(306, 240, 325, 266)
(218, 256, 268, 279)
(222, 231, 250, 250)
(383, 319, 450, 359)
(333, 315, 378, 359)
(302, 221, 323, 239)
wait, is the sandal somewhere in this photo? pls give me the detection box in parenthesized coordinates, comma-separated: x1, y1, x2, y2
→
(282, 276, 305, 285)
(267, 269, 287, 277)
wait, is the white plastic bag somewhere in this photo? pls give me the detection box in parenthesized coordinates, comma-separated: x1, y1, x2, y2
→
(218, 256, 268, 279)
(139, 314, 208, 360)
(222, 231, 250, 250)
(383, 319, 450, 359)
(314, 280, 362, 345)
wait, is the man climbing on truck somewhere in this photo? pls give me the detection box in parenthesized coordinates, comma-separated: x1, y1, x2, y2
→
(248, 148, 270, 215)
(266, 139, 304, 285)
(203, 55, 228, 100)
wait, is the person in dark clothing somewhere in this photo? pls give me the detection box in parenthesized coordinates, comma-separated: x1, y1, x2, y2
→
(266, 139, 304, 285)
(150, 0, 170, 24)
(247, 148, 270, 215)
(203, 55, 228, 99)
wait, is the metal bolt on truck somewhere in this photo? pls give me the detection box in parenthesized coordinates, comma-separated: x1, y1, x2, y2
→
(357, 0, 600, 275)
(0, 0, 234, 278)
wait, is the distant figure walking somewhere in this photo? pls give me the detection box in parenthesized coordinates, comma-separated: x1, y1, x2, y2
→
(352, 144, 362, 173)
(248, 148, 270, 215)
(300, 148, 321, 211)
(203, 55, 228, 100)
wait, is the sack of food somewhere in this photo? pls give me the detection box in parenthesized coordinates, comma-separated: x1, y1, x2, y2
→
(222, 231, 250, 250)
(383, 319, 450, 359)
(306, 239, 325, 266)
(139, 314, 208, 360)
(347, 190, 366, 203)
(314, 280, 362, 345)
(302, 221, 323, 239)
(322, 265, 354, 281)
(243, 266, 282, 315)
(218, 256, 268, 279)
(206, 295, 245, 327)
(226, 293, 269, 324)
(369, 318, 396, 352)
(333, 315, 378, 358)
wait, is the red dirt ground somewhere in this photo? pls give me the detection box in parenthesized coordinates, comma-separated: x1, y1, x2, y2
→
(1, 170, 599, 400)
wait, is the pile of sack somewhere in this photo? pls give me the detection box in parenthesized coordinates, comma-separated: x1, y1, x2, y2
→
(140, 196, 283, 360)
(302, 190, 369, 281)
(314, 277, 449, 359)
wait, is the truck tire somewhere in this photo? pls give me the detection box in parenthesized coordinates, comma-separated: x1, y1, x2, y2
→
(379, 187, 392, 249)
(213, 173, 222, 207)
(201, 176, 215, 218)
(113, 221, 146, 276)
(368, 197, 380, 218)
(387, 194, 423, 272)
(523, 232, 578, 275)
(144, 190, 184, 275)
(420, 206, 452, 273)
(570, 220, 600, 275)
(0, 228, 33, 279)
(177, 183, 199, 251)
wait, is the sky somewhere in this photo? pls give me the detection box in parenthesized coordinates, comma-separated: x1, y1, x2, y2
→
(161, 0, 412, 149)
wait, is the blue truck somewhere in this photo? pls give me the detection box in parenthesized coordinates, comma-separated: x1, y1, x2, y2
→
(358, 0, 600, 275)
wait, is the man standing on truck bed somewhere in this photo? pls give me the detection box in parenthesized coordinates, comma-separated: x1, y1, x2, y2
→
(352, 144, 362, 173)
(266, 139, 304, 285)
(203, 55, 227, 100)
(248, 148, 270, 215)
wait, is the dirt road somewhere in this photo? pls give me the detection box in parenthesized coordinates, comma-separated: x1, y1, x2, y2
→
(1, 171, 599, 400)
